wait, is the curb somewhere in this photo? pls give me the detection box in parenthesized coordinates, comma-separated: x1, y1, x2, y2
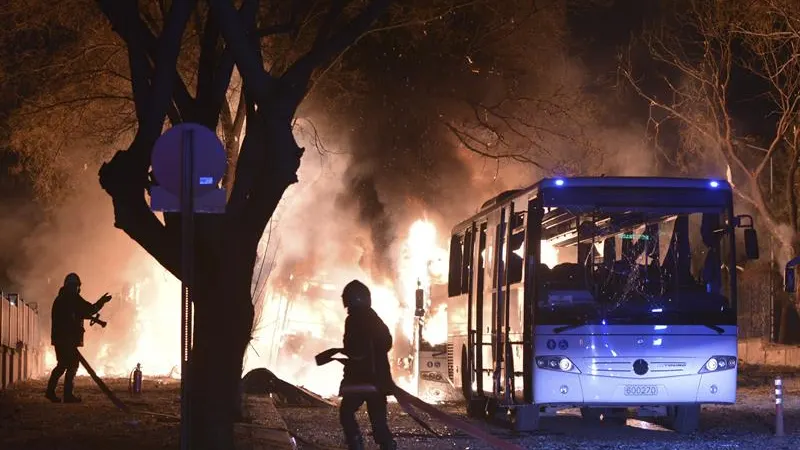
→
(235, 395, 297, 449)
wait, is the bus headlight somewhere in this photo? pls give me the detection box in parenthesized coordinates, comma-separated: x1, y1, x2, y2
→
(535, 356, 581, 373)
(698, 355, 737, 374)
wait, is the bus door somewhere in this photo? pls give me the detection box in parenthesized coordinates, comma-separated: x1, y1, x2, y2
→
(492, 205, 515, 399)
(523, 197, 542, 404)
(474, 222, 488, 395)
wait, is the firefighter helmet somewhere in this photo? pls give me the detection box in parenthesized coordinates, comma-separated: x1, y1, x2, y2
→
(342, 280, 371, 309)
(64, 273, 81, 287)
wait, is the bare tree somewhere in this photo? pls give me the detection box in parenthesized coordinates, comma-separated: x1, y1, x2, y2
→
(82, 1, 392, 448)
(436, 0, 604, 175)
(621, 0, 800, 342)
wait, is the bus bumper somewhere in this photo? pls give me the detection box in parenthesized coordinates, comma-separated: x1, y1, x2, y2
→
(533, 368, 737, 405)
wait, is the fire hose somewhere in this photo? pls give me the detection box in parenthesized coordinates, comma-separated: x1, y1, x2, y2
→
(76, 350, 132, 414)
(315, 348, 525, 450)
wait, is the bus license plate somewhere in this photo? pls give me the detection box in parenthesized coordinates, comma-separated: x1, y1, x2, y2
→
(624, 385, 658, 396)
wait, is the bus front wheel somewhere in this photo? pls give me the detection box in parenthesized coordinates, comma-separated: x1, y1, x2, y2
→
(668, 405, 700, 434)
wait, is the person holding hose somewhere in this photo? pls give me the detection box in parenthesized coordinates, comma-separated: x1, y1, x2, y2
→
(45, 273, 112, 403)
(338, 279, 397, 450)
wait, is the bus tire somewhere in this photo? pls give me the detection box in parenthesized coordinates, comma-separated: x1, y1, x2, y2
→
(669, 405, 700, 434)
(580, 407, 603, 423)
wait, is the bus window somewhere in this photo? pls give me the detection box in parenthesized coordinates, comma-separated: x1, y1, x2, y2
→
(448, 234, 464, 297)
(508, 228, 524, 284)
(461, 228, 474, 294)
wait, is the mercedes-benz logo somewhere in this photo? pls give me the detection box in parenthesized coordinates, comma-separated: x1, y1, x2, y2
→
(633, 359, 649, 375)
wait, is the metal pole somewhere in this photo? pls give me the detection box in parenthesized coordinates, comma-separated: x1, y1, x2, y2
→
(770, 158, 775, 341)
(180, 129, 195, 450)
(775, 376, 784, 437)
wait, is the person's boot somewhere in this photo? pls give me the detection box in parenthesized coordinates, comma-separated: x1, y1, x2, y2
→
(45, 373, 61, 403)
(63, 372, 80, 403)
(345, 434, 365, 450)
(379, 440, 398, 450)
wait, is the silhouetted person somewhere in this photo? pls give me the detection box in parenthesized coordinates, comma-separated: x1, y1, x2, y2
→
(338, 280, 397, 450)
(45, 273, 112, 403)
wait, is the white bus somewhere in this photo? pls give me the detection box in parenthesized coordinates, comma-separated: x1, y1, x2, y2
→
(443, 177, 759, 433)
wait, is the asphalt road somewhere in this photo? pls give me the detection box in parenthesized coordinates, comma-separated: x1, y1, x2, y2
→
(279, 385, 800, 450)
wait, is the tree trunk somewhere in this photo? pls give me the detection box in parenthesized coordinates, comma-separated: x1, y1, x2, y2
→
(190, 256, 254, 449)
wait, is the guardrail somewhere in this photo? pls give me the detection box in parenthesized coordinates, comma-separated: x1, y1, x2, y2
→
(0, 291, 44, 389)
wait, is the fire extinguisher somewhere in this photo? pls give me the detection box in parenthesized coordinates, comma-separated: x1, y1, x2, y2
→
(129, 363, 143, 395)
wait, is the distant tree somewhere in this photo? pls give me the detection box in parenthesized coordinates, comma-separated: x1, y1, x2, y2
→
(621, 0, 800, 341)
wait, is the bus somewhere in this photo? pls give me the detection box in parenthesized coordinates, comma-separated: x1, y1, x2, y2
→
(443, 177, 759, 433)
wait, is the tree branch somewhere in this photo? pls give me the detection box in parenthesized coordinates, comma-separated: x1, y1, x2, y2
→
(257, 23, 295, 37)
(208, 0, 275, 102)
(95, 0, 195, 127)
(126, 0, 196, 167)
(281, 0, 392, 108)
(207, 0, 258, 129)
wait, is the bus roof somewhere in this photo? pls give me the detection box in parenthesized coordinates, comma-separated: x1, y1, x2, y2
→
(454, 176, 731, 234)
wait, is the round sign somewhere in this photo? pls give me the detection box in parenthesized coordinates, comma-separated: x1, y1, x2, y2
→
(151, 123, 227, 197)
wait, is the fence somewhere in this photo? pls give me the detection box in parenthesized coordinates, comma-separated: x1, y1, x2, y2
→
(0, 291, 44, 389)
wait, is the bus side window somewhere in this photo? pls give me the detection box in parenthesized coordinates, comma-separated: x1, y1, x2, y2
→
(448, 234, 464, 297)
(461, 228, 474, 294)
(508, 230, 524, 284)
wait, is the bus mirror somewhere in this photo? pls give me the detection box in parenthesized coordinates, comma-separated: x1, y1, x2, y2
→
(744, 229, 759, 260)
(785, 267, 796, 293)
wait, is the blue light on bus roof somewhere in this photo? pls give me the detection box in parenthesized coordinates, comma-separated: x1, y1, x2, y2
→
(709, 180, 719, 188)
(555, 178, 565, 186)
(651, 308, 663, 313)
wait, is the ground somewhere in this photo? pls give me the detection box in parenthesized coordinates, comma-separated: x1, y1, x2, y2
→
(1, 374, 799, 449)
(283, 385, 800, 450)
(0, 377, 292, 450)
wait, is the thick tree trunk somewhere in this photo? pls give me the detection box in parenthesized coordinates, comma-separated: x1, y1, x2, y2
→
(190, 262, 253, 449)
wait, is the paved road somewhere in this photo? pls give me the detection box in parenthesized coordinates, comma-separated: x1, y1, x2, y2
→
(279, 385, 800, 450)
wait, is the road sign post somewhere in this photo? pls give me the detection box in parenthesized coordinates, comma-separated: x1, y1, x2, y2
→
(150, 123, 227, 450)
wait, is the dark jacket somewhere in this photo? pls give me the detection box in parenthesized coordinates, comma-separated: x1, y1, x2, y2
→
(341, 306, 393, 393)
(51, 288, 103, 347)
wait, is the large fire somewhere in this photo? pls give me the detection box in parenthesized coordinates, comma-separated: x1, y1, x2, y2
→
(46, 218, 451, 398)
(244, 218, 450, 398)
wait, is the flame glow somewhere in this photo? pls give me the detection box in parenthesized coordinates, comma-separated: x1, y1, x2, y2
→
(540, 240, 559, 268)
(43, 215, 450, 399)
(45, 262, 182, 380)
(244, 218, 450, 398)
(421, 303, 448, 345)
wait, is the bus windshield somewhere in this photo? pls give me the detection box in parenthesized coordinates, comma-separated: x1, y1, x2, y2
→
(536, 206, 735, 327)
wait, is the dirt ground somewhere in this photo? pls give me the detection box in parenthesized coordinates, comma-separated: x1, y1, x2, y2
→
(3, 372, 800, 450)
(0, 377, 181, 450)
